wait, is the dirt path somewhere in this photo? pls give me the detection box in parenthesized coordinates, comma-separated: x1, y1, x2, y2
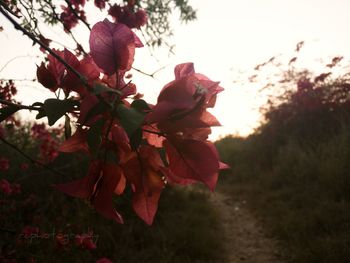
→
(210, 191, 285, 263)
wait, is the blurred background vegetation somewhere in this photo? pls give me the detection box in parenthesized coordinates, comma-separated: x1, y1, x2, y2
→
(216, 52, 350, 263)
(0, 122, 226, 262)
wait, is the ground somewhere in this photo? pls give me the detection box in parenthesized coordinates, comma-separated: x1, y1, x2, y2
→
(209, 190, 285, 263)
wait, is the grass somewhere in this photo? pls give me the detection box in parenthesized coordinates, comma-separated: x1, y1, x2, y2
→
(216, 113, 350, 263)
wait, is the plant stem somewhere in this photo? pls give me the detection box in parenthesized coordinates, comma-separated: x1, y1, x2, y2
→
(0, 4, 90, 89)
(0, 99, 40, 111)
(64, 0, 91, 31)
(0, 137, 66, 176)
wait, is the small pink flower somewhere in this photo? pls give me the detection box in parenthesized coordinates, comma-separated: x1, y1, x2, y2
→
(0, 157, 10, 171)
(75, 232, 97, 250)
(21, 226, 39, 238)
(20, 163, 29, 171)
(0, 179, 12, 194)
(96, 258, 113, 263)
(11, 183, 21, 194)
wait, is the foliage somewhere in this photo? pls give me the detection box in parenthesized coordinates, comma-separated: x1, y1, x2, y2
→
(0, 1, 227, 262)
(0, 124, 226, 263)
(3, 0, 196, 51)
(216, 52, 350, 262)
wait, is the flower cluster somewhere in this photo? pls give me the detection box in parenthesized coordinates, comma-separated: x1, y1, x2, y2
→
(0, 179, 21, 195)
(108, 4, 148, 29)
(31, 124, 61, 163)
(60, 0, 87, 32)
(34, 17, 228, 225)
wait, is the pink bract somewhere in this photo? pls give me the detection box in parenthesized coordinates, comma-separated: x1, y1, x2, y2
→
(89, 19, 143, 75)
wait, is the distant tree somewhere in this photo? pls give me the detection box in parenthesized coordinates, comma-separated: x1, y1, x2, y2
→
(2, 0, 196, 54)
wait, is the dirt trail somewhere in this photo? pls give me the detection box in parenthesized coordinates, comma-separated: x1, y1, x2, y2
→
(210, 191, 285, 263)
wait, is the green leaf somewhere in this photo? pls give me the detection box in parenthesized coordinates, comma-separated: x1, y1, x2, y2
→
(37, 99, 78, 126)
(81, 100, 109, 126)
(0, 105, 19, 123)
(32, 102, 44, 107)
(117, 104, 144, 138)
(98, 149, 119, 164)
(64, 115, 72, 139)
(131, 99, 151, 113)
(87, 118, 105, 155)
(93, 83, 121, 96)
(36, 110, 46, 120)
(130, 128, 143, 150)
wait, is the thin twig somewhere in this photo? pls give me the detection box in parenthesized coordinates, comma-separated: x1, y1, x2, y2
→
(0, 78, 36, 82)
(142, 128, 165, 136)
(0, 0, 20, 18)
(0, 55, 39, 74)
(0, 227, 16, 234)
(132, 65, 167, 78)
(64, 0, 91, 30)
(43, 0, 88, 55)
(0, 137, 66, 176)
(0, 4, 90, 89)
(0, 99, 40, 111)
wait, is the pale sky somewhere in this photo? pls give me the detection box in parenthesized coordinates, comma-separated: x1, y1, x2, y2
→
(1, 0, 350, 139)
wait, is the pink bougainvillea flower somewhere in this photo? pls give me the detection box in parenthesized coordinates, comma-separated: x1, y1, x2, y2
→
(89, 19, 143, 75)
(101, 71, 137, 98)
(94, 0, 106, 9)
(55, 233, 70, 247)
(0, 157, 10, 171)
(108, 4, 148, 29)
(37, 49, 79, 92)
(62, 55, 100, 96)
(37, 50, 99, 95)
(134, 9, 148, 28)
(146, 63, 223, 127)
(60, 5, 86, 32)
(21, 226, 39, 238)
(123, 145, 166, 225)
(75, 232, 97, 250)
(96, 258, 113, 263)
(11, 183, 21, 194)
(55, 161, 125, 223)
(0, 179, 12, 194)
(58, 128, 89, 153)
(71, 0, 85, 7)
(20, 162, 29, 171)
(164, 139, 220, 191)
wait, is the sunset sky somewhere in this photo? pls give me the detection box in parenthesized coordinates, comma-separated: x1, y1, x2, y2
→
(1, 0, 350, 139)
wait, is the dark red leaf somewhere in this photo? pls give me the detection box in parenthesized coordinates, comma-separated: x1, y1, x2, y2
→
(164, 139, 219, 191)
(59, 128, 89, 153)
(123, 146, 165, 225)
(36, 62, 58, 91)
(93, 163, 124, 223)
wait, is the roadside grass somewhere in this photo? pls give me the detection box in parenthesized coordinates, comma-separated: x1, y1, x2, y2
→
(216, 115, 350, 263)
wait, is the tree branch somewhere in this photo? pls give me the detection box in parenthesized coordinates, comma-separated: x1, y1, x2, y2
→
(64, 0, 91, 31)
(132, 66, 163, 78)
(43, 0, 88, 55)
(0, 99, 40, 111)
(0, 137, 66, 176)
(142, 128, 165, 136)
(0, 55, 39, 74)
(0, 4, 91, 89)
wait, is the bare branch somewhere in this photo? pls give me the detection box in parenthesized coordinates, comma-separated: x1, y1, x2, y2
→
(0, 4, 91, 89)
(132, 65, 168, 78)
(64, 0, 91, 31)
(0, 99, 40, 111)
(0, 55, 39, 74)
